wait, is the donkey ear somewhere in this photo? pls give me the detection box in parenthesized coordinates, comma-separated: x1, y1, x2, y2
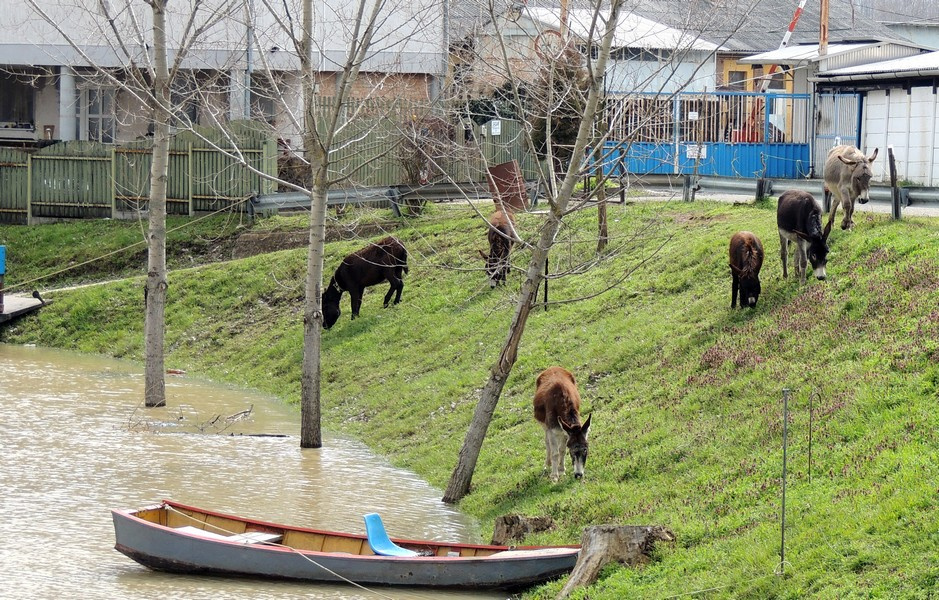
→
(868, 148, 878, 162)
(837, 155, 858, 166)
(558, 416, 575, 433)
(581, 413, 592, 435)
(729, 263, 743, 275)
(822, 217, 833, 241)
(478, 249, 489, 260)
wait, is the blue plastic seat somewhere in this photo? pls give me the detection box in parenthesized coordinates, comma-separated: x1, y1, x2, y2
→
(363, 513, 419, 557)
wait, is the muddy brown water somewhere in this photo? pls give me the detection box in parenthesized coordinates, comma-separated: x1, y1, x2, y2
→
(0, 343, 505, 600)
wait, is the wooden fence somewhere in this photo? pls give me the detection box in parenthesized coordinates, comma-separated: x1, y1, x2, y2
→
(0, 122, 278, 224)
(0, 104, 539, 225)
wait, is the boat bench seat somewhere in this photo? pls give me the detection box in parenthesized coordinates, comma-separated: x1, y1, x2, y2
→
(175, 525, 282, 545)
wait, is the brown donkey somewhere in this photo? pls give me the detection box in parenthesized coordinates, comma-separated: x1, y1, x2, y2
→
(533, 366, 592, 482)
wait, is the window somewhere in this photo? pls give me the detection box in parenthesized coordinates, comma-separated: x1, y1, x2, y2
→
(0, 73, 34, 126)
(727, 71, 747, 91)
(75, 86, 116, 143)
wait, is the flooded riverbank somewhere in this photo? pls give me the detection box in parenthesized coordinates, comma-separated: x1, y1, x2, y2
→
(0, 343, 503, 600)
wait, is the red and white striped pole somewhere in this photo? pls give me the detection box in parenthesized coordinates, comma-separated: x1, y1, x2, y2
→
(759, 0, 808, 92)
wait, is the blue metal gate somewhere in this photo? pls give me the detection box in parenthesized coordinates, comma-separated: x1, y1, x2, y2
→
(600, 91, 812, 179)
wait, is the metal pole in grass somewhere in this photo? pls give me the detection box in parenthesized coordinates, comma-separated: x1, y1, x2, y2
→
(809, 389, 816, 484)
(888, 145, 901, 220)
(779, 388, 790, 576)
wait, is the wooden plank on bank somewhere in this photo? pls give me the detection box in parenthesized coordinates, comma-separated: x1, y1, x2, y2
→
(0, 293, 47, 324)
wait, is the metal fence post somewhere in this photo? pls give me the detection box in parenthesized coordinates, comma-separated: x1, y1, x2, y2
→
(888, 145, 901, 220)
(779, 388, 790, 576)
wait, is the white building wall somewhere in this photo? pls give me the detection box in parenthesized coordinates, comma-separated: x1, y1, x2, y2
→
(864, 86, 939, 186)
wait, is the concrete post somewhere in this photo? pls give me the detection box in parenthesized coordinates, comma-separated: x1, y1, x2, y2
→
(58, 67, 77, 141)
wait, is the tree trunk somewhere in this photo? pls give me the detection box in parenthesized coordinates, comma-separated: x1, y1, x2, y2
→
(300, 178, 327, 448)
(442, 224, 553, 503)
(144, 0, 171, 408)
(299, 0, 324, 448)
(442, 0, 626, 504)
(556, 525, 675, 600)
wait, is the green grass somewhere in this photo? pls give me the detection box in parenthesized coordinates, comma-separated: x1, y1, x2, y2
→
(3, 201, 939, 598)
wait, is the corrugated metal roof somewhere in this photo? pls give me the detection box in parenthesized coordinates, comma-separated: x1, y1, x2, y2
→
(515, 0, 913, 53)
(741, 43, 882, 64)
(820, 50, 939, 77)
(523, 6, 719, 50)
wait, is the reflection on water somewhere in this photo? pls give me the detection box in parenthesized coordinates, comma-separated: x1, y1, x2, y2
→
(0, 344, 505, 600)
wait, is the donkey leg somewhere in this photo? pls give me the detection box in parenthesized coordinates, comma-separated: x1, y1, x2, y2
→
(779, 236, 789, 279)
(548, 429, 566, 482)
(797, 246, 807, 285)
(350, 290, 363, 319)
(731, 272, 739, 308)
(543, 428, 554, 471)
(844, 200, 855, 230)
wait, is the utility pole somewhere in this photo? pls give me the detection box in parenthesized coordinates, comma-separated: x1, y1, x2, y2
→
(819, 0, 829, 57)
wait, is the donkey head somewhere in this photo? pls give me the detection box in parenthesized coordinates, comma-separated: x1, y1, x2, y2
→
(559, 413, 592, 479)
(730, 264, 762, 308)
(321, 280, 343, 329)
(796, 218, 833, 281)
(838, 147, 878, 204)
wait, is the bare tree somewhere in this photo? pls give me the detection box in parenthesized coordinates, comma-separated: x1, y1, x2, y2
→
(247, 0, 444, 446)
(440, 0, 757, 501)
(443, 0, 628, 503)
(23, 0, 242, 407)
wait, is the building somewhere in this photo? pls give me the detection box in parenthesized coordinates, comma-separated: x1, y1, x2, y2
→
(813, 50, 939, 185)
(0, 0, 445, 147)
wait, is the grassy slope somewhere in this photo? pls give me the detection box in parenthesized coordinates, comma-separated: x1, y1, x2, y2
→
(3, 201, 939, 599)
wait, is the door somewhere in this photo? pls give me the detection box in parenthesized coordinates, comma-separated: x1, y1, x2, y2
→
(815, 92, 860, 176)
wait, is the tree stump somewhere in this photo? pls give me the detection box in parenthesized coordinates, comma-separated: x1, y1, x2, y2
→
(556, 525, 675, 600)
(491, 514, 555, 545)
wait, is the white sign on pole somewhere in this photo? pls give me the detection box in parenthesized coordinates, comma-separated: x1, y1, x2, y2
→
(490, 120, 502, 136)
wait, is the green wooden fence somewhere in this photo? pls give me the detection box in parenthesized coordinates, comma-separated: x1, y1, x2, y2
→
(0, 121, 278, 224)
(0, 107, 537, 225)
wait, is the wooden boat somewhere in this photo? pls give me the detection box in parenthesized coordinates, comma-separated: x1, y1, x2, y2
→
(111, 500, 580, 590)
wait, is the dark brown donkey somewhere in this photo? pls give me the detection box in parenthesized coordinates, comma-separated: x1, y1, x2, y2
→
(533, 366, 592, 482)
(322, 236, 408, 329)
(478, 209, 516, 287)
(729, 231, 764, 309)
(777, 190, 832, 284)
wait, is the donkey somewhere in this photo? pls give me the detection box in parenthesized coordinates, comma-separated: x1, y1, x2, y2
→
(777, 190, 832, 284)
(533, 366, 592, 482)
(478, 209, 516, 287)
(729, 231, 764, 308)
(322, 236, 408, 329)
(824, 145, 878, 231)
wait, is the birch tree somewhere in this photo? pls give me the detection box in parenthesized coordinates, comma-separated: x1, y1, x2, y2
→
(246, 0, 443, 446)
(441, 0, 758, 501)
(443, 0, 628, 502)
(22, 0, 242, 407)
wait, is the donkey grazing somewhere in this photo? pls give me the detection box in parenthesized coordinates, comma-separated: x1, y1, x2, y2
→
(478, 209, 516, 287)
(322, 236, 408, 329)
(729, 231, 764, 308)
(824, 145, 878, 231)
(533, 366, 592, 482)
(777, 190, 832, 284)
